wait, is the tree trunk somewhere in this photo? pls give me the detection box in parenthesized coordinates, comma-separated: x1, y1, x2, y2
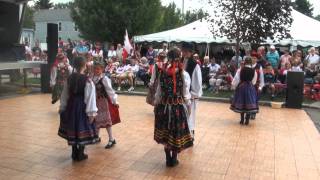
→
(235, 38, 240, 68)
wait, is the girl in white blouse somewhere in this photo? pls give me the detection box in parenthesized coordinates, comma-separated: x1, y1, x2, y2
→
(58, 56, 99, 161)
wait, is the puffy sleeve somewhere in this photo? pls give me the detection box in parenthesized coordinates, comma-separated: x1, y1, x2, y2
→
(68, 65, 73, 74)
(231, 69, 240, 89)
(50, 66, 57, 87)
(154, 77, 162, 105)
(252, 71, 257, 85)
(149, 65, 157, 85)
(259, 66, 265, 89)
(100, 50, 104, 59)
(183, 71, 191, 105)
(59, 81, 69, 112)
(84, 79, 98, 117)
(190, 65, 203, 98)
(102, 76, 118, 104)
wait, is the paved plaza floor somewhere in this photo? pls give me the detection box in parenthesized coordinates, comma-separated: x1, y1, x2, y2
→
(0, 94, 320, 180)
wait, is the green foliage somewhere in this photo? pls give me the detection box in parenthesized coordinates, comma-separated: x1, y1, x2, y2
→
(315, 15, 320, 21)
(34, 0, 53, 9)
(156, 3, 184, 31)
(184, 9, 207, 24)
(53, 2, 74, 9)
(71, 0, 162, 42)
(208, 0, 293, 64)
(23, 5, 35, 29)
(293, 0, 314, 17)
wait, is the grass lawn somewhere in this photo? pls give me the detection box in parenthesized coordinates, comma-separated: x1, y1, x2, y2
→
(16, 77, 41, 85)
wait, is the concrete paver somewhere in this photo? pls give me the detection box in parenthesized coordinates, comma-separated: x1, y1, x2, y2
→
(0, 94, 319, 180)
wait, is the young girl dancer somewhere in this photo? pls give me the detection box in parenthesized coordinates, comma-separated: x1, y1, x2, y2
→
(154, 47, 193, 167)
(146, 51, 166, 106)
(58, 56, 99, 161)
(50, 53, 72, 104)
(230, 57, 258, 125)
(92, 62, 120, 149)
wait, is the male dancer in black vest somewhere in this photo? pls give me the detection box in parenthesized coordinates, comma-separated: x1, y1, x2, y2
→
(181, 42, 203, 140)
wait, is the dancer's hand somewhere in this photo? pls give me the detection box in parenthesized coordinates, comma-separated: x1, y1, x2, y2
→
(88, 116, 95, 124)
(187, 105, 191, 116)
(114, 103, 119, 108)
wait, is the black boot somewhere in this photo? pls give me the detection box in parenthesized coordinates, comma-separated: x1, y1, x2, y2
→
(171, 151, 179, 167)
(250, 113, 256, 120)
(240, 113, 244, 125)
(245, 113, 250, 125)
(77, 145, 88, 161)
(165, 148, 172, 167)
(71, 145, 78, 160)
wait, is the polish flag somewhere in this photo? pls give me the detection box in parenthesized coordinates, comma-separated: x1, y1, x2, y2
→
(122, 30, 133, 62)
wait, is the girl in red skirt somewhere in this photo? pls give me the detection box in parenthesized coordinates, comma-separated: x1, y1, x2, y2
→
(92, 62, 120, 149)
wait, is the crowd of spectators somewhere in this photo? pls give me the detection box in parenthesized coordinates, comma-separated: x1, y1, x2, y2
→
(24, 39, 320, 100)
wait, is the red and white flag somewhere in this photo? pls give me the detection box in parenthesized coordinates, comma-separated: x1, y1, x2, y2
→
(122, 29, 133, 62)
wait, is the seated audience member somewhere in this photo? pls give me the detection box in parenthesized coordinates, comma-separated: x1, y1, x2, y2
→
(208, 57, 221, 90)
(137, 57, 150, 86)
(305, 64, 318, 84)
(291, 59, 303, 72)
(72, 40, 89, 57)
(91, 42, 104, 63)
(278, 62, 291, 84)
(264, 63, 276, 99)
(292, 50, 304, 69)
(279, 50, 291, 69)
(146, 46, 156, 65)
(116, 58, 139, 92)
(209, 63, 230, 93)
(105, 59, 117, 78)
(305, 47, 320, 68)
(201, 56, 211, 89)
(114, 62, 125, 81)
(209, 57, 220, 77)
(107, 45, 117, 59)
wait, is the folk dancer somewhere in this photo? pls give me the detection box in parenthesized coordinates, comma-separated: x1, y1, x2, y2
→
(154, 47, 193, 167)
(58, 56, 99, 161)
(230, 57, 259, 125)
(92, 62, 120, 149)
(50, 53, 72, 104)
(251, 52, 264, 119)
(181, 42, 202, 140)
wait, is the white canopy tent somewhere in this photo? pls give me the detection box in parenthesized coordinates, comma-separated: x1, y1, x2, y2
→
(133, 9, 320, 47)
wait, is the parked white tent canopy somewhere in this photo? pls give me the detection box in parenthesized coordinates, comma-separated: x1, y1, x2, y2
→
(133, 9, 320, 47)
(133, 19, 233, 44)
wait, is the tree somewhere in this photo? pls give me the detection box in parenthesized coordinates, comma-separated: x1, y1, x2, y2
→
(315, 15, 320, 21)
(71, 0, 162, 42)
(54, 2, 74, 9)
(184, 9, 207, 24)
(207, 0, 293, 65)
(293, 0, 314, 17)
(23, 5, 35, 29)
(156, 3, 184, 31)
(34, 0, 53, 9)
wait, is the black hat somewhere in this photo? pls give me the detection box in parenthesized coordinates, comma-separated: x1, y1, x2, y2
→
(181, 42, 194, 52)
